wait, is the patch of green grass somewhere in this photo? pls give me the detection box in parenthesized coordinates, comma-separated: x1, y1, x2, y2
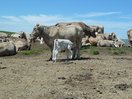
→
(81, 45, 90, 50)
(89, 50, 100, 55)
(20, 48, 46, 55)
(81, 46, 100, 55)
(109, 47, 126, 55)
(92, 50, 100, 55)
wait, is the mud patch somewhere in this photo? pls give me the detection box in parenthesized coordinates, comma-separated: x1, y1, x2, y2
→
(71, 73, 92, 81)
(0, 66, 7, 70)
(114, 83, 132, 91)
(114, 57, 132, 60)
(57, 95, 78, 99)
(79, 57, 102, 60)
(65, 73, 93, 87)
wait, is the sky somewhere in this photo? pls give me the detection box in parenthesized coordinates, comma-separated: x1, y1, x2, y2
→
(0, 0, 132, 39)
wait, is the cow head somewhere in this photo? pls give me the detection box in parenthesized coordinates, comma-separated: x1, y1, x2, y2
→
(30, 24, 43, 43)
(109, 32, 117, 41)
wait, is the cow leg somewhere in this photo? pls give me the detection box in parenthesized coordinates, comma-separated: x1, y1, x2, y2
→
(75, 43, 81, 59)
(71, 47, 76, 60)
(48, 49, 53, 61)
(52, 50, 55, 61)
(67, 45, 73, 60)
(69, 49, 73, 59)
(54, 50, 58, 62)
(66, 49, 69, 60)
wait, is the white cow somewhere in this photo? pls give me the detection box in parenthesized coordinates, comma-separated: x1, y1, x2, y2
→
(114, 37, 125, 47)
(52, 39, 73, 62)
(37, 37, 44, 44)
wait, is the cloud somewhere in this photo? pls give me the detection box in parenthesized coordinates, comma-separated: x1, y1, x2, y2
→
(20, 15, 67, 25)
(1, 16, 22, 22)
(75, 12, 121, 18)
(120, 16, 132, 19)
(0, 12, 131, 38)
(0, 14, 69, 32)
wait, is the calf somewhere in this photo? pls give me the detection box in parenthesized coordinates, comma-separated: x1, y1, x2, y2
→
(52, 39, 73, 62)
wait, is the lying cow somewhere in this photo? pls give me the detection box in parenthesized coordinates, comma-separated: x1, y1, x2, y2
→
(8, 32, 31, 52)
(97, 40, 116, 47)
(52, 39, 73, 62)
(0, 42, 16, 56)
(0, 32, 8, 42)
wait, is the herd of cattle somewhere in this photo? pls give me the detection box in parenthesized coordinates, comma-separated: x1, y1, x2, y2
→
(0, 22, 132, 61)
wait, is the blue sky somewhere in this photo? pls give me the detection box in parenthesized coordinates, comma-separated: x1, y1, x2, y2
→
(0, 0, 132, 39)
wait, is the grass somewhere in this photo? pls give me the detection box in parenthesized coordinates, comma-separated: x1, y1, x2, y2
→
(81, 46, 132, 55)
(19, 45, 131, 56)
(92, 50, 100, 55)
(108, 47, 132, 55)
(19, 48, 48, 55)
(81, 46, 100, 55)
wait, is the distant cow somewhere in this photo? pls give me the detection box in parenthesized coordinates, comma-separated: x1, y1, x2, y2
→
(127, 29, 132, 47)
(90, 25, 104, 34)
(52, 39, 73, 62)
(97, 40, 115, 47)
(8, 32, 31, 52)
(96, 32, 117, 41)
(0, 42, 16, 56)
(0, 32, 8, 42)
(114, 37, 125, 47)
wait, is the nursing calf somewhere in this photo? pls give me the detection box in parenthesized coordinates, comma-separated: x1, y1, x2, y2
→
(52, 39, 73, 62)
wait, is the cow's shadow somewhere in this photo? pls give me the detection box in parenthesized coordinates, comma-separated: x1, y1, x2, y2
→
(49, 56, 102, 63)
(78, 57, 102, 60)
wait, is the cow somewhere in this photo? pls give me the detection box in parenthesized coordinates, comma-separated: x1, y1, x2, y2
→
(87, 32, 118, 46)
(55, 22, 96, 37)
(0, 32, 8, 42)
(113, 37, 125, 47)
(52, 39, 73, 62)
(11, 33, 21, 38)
(97, 40, 116, 47)
(36, 37, 44, 44)
(88, 36, 101, 46)
(0, 36, 8, 42)
(0, 32, 8, 37)
(113, 40, 125, 47)
(96, 32, 118, 41)
(127, 29, 132, 47)
(30, 24, 84, 61)
(36, 22, 96, 46)
(90, 25, 104, 34)
(8, 32, 31, 52)
(0, 42, 16, 56)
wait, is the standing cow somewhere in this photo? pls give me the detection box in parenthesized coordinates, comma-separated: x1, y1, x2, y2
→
(30, 24, 84, 61)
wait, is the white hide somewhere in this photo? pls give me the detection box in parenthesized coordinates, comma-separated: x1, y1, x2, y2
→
(52, 39, 73, 62)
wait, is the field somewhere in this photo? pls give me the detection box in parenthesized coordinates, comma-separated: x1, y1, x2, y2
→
(0, 42, 132, 99)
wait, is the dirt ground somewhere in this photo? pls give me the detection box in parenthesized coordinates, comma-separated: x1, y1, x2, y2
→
(0, 43, 132, 99)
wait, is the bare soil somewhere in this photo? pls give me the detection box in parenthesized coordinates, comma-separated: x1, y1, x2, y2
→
(0, 43, 132, 99)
